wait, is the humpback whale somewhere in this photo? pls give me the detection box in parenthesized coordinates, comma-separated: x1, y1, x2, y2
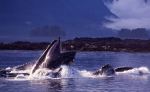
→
(0, 38, 76, 78)
(31, 38, 76, 74)
(93, 64, 115, 76)
(93, 64, 133, 76)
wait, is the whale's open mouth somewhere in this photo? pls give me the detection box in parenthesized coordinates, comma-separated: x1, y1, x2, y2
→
(30, 38, 76, 74)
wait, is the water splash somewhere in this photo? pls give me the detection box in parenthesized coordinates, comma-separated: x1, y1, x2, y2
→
(79, 70, 96, 78)
(12, 66, 150, 80)
(60, 65, 80, 78)
(27, 65, 80, 80)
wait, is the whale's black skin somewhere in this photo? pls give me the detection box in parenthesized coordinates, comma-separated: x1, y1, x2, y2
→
(93, 64, 115, 76)
(115, 67, 133, 72)
(0, 69, 8, 77)
(93, 64, 133, 76)
(60, 51, 76, 65)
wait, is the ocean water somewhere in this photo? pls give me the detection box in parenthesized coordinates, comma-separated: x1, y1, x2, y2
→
(0, 50, 150, 92)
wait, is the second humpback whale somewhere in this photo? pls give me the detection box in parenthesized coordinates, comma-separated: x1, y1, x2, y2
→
(93, 64, 133, 76)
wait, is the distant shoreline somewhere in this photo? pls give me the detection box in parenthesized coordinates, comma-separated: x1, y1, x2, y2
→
(0, 37, 150, 52)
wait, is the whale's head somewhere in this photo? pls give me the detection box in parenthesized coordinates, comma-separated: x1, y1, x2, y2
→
(93, 64, 115, 76)
(100, 64, 115, 76)
(31, 38, 76, 74)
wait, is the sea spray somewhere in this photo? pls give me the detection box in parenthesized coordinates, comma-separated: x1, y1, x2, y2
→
(28, 68, 52, 80)
(13, 66, 150, 80)
(79, 70, 94, 78)
(28, 65, 80, 80)
(60, 65, 80, 78)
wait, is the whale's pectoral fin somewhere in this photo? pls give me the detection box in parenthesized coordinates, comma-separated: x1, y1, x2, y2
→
(115, 67, 133, 72)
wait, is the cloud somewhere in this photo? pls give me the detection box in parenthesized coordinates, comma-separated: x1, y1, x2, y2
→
(103, 0, 150, 30)
(25, 21, 32, 25)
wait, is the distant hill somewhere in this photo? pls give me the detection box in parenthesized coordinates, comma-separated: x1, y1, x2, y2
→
(1, 37, 150, 52)
(118, 28, 149, 39)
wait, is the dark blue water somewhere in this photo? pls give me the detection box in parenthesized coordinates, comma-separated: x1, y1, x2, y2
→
(0, 50, 150, 92)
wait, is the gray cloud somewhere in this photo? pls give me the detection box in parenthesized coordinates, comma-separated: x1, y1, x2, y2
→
(103, 0, 150, 30)
(31, 25, 66, 38)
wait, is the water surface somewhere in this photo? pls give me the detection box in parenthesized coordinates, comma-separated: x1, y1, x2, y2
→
(0, 51, 150, 92)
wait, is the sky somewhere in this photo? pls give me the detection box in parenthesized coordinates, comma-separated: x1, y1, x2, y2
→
(0, 0, 150, 42)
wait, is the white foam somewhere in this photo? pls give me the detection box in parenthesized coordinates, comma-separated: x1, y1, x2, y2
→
(10, 69, 30, 74)
(9, 66, 150, 81)
(28, 68, 53, 80)
(28, 65, 80, 80)
(15, 74, 27, 79)
(5, 67, 12, 70)
(79, 70, 94, 78)
(60, 65, 80, 78)
(79, 70, 115, 78)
